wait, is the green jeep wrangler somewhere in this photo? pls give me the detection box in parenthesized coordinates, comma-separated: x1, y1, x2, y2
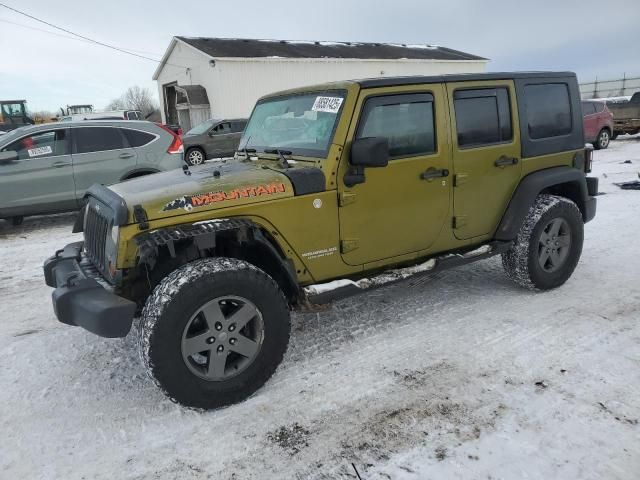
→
(44, 72, 598, 409)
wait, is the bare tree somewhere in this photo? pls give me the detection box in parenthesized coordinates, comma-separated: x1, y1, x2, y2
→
(106, 86, 158, 115)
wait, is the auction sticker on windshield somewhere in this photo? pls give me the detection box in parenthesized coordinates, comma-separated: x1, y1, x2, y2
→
(312, 96, 343, 113)
(27, 146, 53, 157)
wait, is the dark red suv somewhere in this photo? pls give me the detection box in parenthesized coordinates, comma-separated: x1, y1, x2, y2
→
(582, 100, 614, 149)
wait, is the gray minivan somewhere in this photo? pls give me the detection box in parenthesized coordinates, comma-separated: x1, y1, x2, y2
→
(183, 118, 247, 165)
(0, 120, 184, 225)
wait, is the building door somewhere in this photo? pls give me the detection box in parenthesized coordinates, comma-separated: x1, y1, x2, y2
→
(446, 80, 522, 240)
(338, 87, 452, 266)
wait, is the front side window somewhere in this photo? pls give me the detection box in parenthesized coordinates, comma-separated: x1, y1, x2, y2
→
(2, 130, 68, 160)
(356, 93, 436, 158)
(74, 127, 126, 154)
(214, 122, 231, 134)
(454, 88, 512, 148)
(525, 83, 572, 139)
(231, 121, 247, 133)
(240, 90, 347, 158)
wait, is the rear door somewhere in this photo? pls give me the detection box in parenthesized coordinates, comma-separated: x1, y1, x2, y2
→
(446, 80, 522, 240)
(70, 126, 137, 199)
(0, 128, 77, 214)
(582, 101, 597, 141)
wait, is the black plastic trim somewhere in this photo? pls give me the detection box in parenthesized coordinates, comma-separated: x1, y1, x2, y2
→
(85, 184, 129, 226)
(281, 167, 326, 195)
(43, 242, 136, 338)
(495, 167, 595, 241)
(358, 71, 576, 88)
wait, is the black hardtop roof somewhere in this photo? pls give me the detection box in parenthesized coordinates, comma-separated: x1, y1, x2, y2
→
(357, 71, 577, 88)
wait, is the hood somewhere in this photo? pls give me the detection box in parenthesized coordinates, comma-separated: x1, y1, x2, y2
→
(109, 160, 295, 223)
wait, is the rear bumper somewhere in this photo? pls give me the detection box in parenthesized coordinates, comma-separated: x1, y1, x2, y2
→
(43, 242, 135, 338)
(584, 176, 598, 223)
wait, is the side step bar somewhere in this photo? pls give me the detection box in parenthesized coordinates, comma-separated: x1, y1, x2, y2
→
(302, 241, 513, 306)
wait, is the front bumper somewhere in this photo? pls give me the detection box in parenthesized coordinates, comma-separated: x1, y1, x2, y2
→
(43, 242, 136, 338)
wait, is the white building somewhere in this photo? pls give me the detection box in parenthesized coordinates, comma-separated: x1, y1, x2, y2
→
(153, 37, 488, 131)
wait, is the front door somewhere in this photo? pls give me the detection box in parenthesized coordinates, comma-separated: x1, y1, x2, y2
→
(446, 80, 522, 240)
(70, 126, 138, 199)
(338, 86, 452, 266)
(0, 128, 76, 215)
(206, 122, 236, 157)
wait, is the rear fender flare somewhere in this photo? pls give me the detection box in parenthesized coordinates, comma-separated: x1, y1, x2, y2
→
(495, 166, 590, 241)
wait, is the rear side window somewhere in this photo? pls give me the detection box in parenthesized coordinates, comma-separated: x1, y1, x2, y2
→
(2, 129, 68, 160)
(524, 84, 572, 139)
(453, 88, 512, 147)
(357, 93, 436, 158)
(74, 127, 127, 154)
(121, 128, 155, 147)
(594, 102, 605, 113)
(582, 102, 596, 115)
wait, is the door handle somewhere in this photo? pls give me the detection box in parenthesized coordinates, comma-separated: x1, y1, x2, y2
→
(420, 167, 449, 181)
(119, 152, 134, 159)
(52, 161, 71, 168)
(495, 156, 519, 167)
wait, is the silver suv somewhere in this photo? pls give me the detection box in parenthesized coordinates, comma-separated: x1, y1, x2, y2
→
(0, 120, 184, 225)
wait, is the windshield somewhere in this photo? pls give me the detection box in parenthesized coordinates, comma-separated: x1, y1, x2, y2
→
(240, 90, 346, 158)
(186, 119, 218, 136)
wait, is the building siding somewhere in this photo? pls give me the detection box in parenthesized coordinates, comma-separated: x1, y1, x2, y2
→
(156, 39, 487, 125)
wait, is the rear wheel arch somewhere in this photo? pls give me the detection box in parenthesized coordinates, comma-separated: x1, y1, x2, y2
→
(495, 167, 589, 241)
(121, 169, 160, 181)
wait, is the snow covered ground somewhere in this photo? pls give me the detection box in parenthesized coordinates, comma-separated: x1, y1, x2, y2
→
(1, 137, 639, 480)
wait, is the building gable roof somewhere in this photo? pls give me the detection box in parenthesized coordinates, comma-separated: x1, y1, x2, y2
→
(176, 37, 486, 61)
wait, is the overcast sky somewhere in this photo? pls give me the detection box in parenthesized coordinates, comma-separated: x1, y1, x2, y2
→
(1, 0, 639, 112)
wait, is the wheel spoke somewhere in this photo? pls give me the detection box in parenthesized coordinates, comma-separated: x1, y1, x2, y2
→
(548, 219, 562, 238)
(207, 351, 228, 378)
(201, 301, 225, 330)
(539, 248, 551, 266)
(182, 333, 212, 356)
(229, 335, 259, 358)
(229, 303, 257, 330)
(550, 249, 562, 265)
(539, 231, 551, 245)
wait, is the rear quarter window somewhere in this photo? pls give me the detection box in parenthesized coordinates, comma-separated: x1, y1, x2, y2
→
(524, 83, 572, 139)
(121, 128, 155, 147)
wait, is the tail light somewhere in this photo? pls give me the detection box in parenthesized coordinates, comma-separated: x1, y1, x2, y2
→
(156, 123, 184, 154)
(584, 145, 593, 173)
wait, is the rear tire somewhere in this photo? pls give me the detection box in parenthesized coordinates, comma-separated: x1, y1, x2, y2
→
(593, 129, 610, 150)
(186, 147, 206, 166)
(139, 257, 291, 409)
(502, 195, 583, 291)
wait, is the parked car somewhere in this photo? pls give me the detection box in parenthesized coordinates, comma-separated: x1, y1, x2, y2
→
(44, 72, 597, 409)
(0, 120, 183, 225)
(605, 92, 640, 139)
(182, 118, 247, 165)
(582, 100, 614, 149)
(59, 110, 145, 122)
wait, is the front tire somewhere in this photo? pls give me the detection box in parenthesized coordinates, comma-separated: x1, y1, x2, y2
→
(186, 147, 206, 166)
(139, 257, 291, 409)
(593, 129, 610, 149)
(502, 195, 584, 290)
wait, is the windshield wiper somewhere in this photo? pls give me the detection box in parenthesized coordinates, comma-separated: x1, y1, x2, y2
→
(264, 148, 292, 169)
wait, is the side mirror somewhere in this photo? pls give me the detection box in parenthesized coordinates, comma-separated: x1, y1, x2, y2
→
(344, 137, 389, 187)
(350, 137, 389, 167)
(0, 150, 18, 164)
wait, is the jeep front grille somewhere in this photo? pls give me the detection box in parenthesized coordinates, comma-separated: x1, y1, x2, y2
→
(84, 204, 111, 273)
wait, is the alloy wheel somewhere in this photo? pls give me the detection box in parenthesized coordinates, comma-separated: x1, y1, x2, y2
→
(538, 217, 572, 273)
(181, 296, 264, 381)
(188, 150, 204, 165)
